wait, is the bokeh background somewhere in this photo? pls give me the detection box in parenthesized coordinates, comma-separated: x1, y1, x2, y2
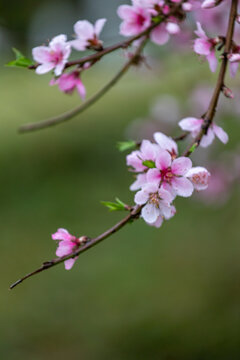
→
(1, 1, 240, 359)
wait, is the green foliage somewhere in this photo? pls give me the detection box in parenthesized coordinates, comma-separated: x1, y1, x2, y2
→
(142, 160, 156, 168)
(117, 140, 137, 152)
(101, 197, 127, 211)
(6, 48, 34, 68)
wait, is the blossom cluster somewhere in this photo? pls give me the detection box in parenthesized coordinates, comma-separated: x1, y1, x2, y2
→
(127, 132, 210, 227)
(32, 20, 106, 99)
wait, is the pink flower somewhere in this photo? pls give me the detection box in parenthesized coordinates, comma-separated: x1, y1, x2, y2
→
(32, 35, 71, 76)
(134, 182, 175, 225)
(52, 228, 80, 270)
(71, 19, 106, 51)
(50, 71, 86, 99)
(179, 117, 228, 147)
(193, 22, 218, 72)
(126, 139, 158, 172)
(186, 166, 210, 190)
(117, 3, 152, 36)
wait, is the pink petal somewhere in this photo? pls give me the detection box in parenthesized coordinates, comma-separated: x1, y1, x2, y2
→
(36, 63, 55, 75)
(117, 5, 136, 20)
(32, 46, 51, 63)
(154, 132, 178, 155)
(70, 39, 87, 51)
(166, 22, 180, 34)
(76, 80, 86, 100)
(150, 25, 170, 45)
(56, 241, 75, 257)
(64, 258, 77, 270)
(155, 150, 172, 170)
(140, 140, 156, 160)
(200, 128, 215, 147)
(146, 168, 161, 185)
(229, 62, 239, 78)
(206, 50, 218, 72)
(49, 34, 67, 48)
(149, 215, 163, 228)
(194, 22, 207, 38)
(95, 18, 106, 36)
(172, 157, 192, 176)
(134, 189, 149, 205)
(194, 38, 211, 55)
(141, 203, 160, 223)
(212, 123, 229, 144)
(52, 228, 73, 241)
(130, 173, 147, 191)
(158, 188, 174, 203)
(171, 177, 194, 197)
(74, 20, 94, 39)
(179, 117, 202, 132)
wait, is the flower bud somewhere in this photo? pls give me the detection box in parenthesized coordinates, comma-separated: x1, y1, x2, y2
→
(222, 85, 234, 99)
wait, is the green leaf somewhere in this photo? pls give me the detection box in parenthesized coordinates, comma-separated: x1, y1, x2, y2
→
(142, 160, 156, 168)
(117, 140, 137, 152)
(189, 143, 198, 154)
(6, 48, 34, 68)
(101, 197, 127, 211)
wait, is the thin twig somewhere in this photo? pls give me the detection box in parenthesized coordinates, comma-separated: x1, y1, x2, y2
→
(183, 0, 238, 157)
(9, 205, 142, 289)
(19, 38, 148, 133)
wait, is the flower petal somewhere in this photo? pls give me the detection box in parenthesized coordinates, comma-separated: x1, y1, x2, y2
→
(64, 258, 77, 270)
(172, 157, 192, 176)
(186, 166, 210, 191)
(179, 117, 202, 132)
(212, 123, 229, 144)
(141, 203, 159, 223)
(155, 150, 172, 170)
(154, 132, 178, 155)
(200, 128, 215, 147)
(171, 177, 194, 197)
(95, 18, 106, 36)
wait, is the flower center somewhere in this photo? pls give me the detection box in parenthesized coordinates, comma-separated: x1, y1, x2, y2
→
(149, 192, 160, 207)
(136, 13, 146, 27)
(161, 167, 174, 183)
(191, 172, 209, 186)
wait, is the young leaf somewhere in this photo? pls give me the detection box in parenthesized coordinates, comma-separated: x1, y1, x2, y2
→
(117, 140, 137, 152)
(142, 160, 156, 168)
(6, 48, 34, 68)
(101, 197, 127, 211)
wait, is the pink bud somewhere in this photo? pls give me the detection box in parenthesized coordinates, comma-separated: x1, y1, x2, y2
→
(222, 85, 234, 99)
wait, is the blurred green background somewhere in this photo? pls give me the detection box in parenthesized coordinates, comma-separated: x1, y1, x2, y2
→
(1, 1, 240, 360)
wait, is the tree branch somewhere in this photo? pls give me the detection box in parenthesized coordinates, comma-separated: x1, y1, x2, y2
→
(183, 0, 238, 157)
(9, 205, 142, 289)
(19, 37, 149, 133)
(9, 0, 238, 289)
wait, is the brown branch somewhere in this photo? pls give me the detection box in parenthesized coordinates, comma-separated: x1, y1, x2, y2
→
(9, 205, 142, 290)
(9, 0, 238, 289)
(183, 0, 238, 157)
(19, 37, 149, 133)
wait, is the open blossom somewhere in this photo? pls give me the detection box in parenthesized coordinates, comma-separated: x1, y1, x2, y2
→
(179, 117, 228, 147)
(117, 2, 151, 36)
(146, 150, 195, 197)
(52, 228, 81, 270)
(32, 35, 71, 76)
(71, 19, 106, 51)
(50, 70, 86, 99)
(134, 182, 175, 226)
(193, 22, 218, 72)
